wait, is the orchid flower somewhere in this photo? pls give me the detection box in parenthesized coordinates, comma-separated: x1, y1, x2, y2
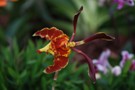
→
(33, 6, 114, 82)
(114, 0, 134, 9)
(93, 49, 112, 74)
(93, 49, 122, 76)
(0, 0, 17, 7)
(120, 50, 133, 68)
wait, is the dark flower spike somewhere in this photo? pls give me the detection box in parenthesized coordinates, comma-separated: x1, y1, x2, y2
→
(70, 6, 83, 42)
(72, 48, 96, 82)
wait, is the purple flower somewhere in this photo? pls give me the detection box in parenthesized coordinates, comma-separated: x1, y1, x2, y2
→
(93, 49, 111, 74)
(114, 0, 134, 9)
(120, 51, 133, 68)
(112, 66, 122, 76)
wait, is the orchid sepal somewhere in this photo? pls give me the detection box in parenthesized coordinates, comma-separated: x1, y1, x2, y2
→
(70, 6, 83, 42)
(72, 48, 96, 83)
(75, 32, 115, 46)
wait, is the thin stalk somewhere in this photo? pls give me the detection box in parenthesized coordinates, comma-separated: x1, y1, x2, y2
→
(52, 71, 59, 90)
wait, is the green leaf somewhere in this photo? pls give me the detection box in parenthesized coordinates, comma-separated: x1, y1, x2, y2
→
(122, 60, 132, 76)
(13, 39, 19, 57)
(6, 15, 29, 38)
(8, 67, 18, 79)
(83, 84, 89, 90)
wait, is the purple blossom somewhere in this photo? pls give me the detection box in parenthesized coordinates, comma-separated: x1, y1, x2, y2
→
(112, 66, 122, 76)
(120, 51, 133, 68)
(93, 49, 135, 77)
(114, 0, 134, 9)
(93, 49, 111, 74)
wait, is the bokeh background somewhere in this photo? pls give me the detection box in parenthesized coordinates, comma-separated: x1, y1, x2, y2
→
(0, 0, 135, 90)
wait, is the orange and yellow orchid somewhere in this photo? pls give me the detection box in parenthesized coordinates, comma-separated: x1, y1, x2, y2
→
(33, 6, 114, 82)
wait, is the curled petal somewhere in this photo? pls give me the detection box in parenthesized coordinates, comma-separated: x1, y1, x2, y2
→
(33, 27, 64, 40)
(44, 56, 68, 73)
(76, 32, 115, 46)
(36, 42, 54, 55)
(84, 32, 115, 42)
(72, 48, 96, 83)
(70, 6, 83, 42)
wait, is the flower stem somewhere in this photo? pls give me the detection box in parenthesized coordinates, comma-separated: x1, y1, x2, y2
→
(54, 71, 59, 81)
(52, 71, 59, 90)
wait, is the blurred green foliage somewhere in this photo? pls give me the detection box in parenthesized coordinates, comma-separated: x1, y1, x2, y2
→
(0, 40, 135, 90)
(0, 40, 93, 90)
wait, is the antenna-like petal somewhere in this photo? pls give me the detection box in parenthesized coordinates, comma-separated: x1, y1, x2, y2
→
(75, 32, 115, 46)
(70, 6, 83, 42)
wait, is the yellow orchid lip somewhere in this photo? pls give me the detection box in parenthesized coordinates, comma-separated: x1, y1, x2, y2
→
(37, 42, 54, 55)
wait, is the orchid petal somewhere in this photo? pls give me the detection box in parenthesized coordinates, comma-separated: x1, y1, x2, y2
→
(124, 0, 134, 6)
(98, 49, 111, 66)
(84, 32, 115, 43)
(44, 56, 68, 73)
(70, 6, 83, 42)
(117, 1, 124, 9)
(120, 51, 134, 67)
(112, 66, 121, 76)
(114, 0, 134, 9)
(92, 49, 112, 74)
(76, 32, 115, 46)
(96, 64, 108, 74)
(33, 27, 64, 40)
(72, 48, 96, 83)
